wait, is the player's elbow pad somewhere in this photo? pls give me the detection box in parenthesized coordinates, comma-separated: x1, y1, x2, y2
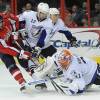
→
(59, 30, 73, 40)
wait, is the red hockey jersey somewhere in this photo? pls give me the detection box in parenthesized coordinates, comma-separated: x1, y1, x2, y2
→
(0, 25, 19, 56)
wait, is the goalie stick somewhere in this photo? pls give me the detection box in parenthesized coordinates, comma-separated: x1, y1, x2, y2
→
(28, 76, 60, 85)
(47, 75, 59, 92)
(47, 75, 66, 94)
(28, 75, 66, 94)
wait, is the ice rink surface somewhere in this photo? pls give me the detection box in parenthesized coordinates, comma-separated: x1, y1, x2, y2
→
(0, 64, 100, 100)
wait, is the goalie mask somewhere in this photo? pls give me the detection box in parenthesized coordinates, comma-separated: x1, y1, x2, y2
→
(57, 49, 72, 70)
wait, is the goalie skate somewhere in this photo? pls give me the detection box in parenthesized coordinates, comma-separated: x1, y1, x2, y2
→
(35, 83, 47, 90)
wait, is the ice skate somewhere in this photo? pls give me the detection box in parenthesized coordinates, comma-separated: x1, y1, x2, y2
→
(35, 83, 47, 90)
(20, 83, 33, 94)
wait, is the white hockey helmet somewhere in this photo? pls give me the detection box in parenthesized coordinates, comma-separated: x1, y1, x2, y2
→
(37, 2, 49, 14)
(49, 8, 60, 15)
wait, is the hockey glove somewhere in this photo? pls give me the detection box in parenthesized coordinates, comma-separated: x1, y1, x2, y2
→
(31, 46, 41, 57)
(18, 29, 28, 39)
(19, 50, 32, 59)
(69, 36, 78, 47)
(95, 40, 100, 47)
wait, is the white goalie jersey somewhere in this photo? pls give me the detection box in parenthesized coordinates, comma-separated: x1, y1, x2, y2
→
(54, 53, 97, 85)
(34, 50, 98, 95)
(53, 52, 97, 94)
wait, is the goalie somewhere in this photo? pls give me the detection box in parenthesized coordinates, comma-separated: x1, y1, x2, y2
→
(33, 49, 100, 95)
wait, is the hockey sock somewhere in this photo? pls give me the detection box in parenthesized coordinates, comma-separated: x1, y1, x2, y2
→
(10, 67, 26, 85)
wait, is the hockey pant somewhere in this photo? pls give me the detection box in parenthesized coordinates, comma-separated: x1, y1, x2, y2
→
(0, 54, 26, 85)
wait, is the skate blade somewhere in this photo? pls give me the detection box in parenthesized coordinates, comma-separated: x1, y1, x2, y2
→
(35, 86, 47, 91)
(21, 88, 33, 94)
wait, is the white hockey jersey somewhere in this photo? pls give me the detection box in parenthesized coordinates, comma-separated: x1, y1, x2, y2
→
(44, 18, 72, 43)
(18, 10, 53, 48)
(51, 18, 70, 33)
(42, 18, 73, 48)
(54, 54, 97, 85)
(53, 52, 97, 94)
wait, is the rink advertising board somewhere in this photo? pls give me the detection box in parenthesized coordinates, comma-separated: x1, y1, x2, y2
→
(51, 28, 100, 63)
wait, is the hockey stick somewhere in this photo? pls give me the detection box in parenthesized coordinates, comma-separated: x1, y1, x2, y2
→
(28, 75, 65, 94)
(23, 37, 45, 61)
(13, 40, 38, 65)
(24, 37, 46, 69)
(28, 75, 64, 85)
(24, 37, 43, 57)
(28, 75, 68, 94)
(14, 40, 23, 50)
(47, 75, 65, 94)
(47, 75, 59, 92)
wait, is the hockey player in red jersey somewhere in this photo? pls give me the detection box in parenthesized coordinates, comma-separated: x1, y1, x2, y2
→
(0, 14, 32, 93)
(3, 5, 33, 76)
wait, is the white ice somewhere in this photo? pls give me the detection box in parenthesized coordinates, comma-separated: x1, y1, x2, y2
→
(0, 63, 100, 100)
